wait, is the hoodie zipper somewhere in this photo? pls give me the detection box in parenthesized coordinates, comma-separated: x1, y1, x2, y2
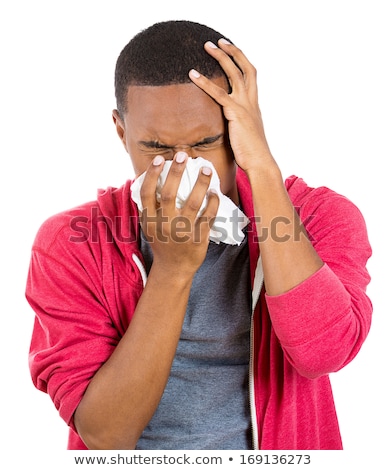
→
(133, 251, 263, 448)
(249, 255, 263, 450)
(132, 253, 148, 287)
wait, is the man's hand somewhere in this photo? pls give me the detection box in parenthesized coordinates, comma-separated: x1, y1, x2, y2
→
(140, 151, 219, 278)
(190, 39, 323, 297)
(189, 39, 275, 176)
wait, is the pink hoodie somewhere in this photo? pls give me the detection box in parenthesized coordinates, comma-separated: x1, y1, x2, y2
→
(26, 170, 372, 449)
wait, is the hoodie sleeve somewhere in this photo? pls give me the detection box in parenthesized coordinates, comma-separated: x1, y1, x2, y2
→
(26, 211, 121, 430)
(265, 184, 372, 379)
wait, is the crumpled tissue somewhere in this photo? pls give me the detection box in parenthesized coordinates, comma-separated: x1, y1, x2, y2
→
(130, 157, 249, 245)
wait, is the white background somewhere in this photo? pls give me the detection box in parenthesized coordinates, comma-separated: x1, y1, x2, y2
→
(1, 1, 385, 468)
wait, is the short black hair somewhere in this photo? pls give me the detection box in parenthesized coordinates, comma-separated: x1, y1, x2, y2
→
(114, 20, 231, 116)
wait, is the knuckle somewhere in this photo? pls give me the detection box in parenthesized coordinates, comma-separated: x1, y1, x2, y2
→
(185, 199, 201, 213)
(248, 64, 257, 77)
(195, 178, 211, 192)
(210, 84, 229, 100)
(139, 186, 152, 201)
(168, 164, 184, 177)
(204, 195, 220, 216)
(233, 45, 242, 56)
(159, 190, 174, 204)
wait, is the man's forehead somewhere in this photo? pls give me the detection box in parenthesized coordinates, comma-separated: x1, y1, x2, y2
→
(126, 82, 209, 108)
(125, 76, 227, 109)
(124, 82, 226, 140)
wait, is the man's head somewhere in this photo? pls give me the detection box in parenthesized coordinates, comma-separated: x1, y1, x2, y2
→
(112, 20, 238, 202)
(114, 20, 231, 117)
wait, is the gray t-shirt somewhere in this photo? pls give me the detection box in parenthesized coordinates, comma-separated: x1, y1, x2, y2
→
(137, 230, 252, 450)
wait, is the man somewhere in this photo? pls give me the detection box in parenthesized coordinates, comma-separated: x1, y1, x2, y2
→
(26, 20, 372, 450)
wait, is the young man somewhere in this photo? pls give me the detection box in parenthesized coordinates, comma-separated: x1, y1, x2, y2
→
(26, 20, 372, 450)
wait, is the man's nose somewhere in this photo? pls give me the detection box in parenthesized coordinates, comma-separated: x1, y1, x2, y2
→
(173, 145, 199, 158)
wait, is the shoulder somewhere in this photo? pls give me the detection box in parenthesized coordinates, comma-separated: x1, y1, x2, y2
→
(285, 175, 366, 223)
(31, 180, 138, 254)
(31, 200, 98, 253)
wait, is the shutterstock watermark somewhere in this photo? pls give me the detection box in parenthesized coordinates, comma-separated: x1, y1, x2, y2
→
(68, 207, 314, 244)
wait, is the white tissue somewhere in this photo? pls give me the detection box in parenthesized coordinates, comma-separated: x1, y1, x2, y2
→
(130, 157, 249, 245)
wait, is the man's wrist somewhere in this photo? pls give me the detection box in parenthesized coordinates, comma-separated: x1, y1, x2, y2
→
(244, 159, 283, 189)
(148, 261, 196, 289)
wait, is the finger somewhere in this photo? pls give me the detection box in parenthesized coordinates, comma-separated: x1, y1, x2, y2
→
(158, 151, 188, 216)
(194, 188, 220, 242)
(189, 68, 233, 108)
(203, 40, 245, 93)
(181, 166, 213, 219)
(202, 188, 220, 222)
(217, 39, 258, 103)
(204, 40, 258, 105)
(217, 39, 257, 81)
(139, 155, 165, 218)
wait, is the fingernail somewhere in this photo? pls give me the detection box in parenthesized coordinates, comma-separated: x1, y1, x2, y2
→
(206, 41, 218, 49)
(219, 38, 231, 45)
(202, 166, 212, 176)
(189, 69, 201, 79)
(153, 155, 164, 166)
(175, 151, 187, 163)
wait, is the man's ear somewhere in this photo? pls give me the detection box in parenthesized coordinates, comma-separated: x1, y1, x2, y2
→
(112, 109, 128, 152)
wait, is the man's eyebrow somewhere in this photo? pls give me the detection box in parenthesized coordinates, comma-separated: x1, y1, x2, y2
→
(193, 134, 224, 146)
(138, 140, 173, 149)
(138, 134, 224, 149)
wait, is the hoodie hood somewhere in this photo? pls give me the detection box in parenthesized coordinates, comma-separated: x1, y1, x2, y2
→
(96, 181, 141, 261)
